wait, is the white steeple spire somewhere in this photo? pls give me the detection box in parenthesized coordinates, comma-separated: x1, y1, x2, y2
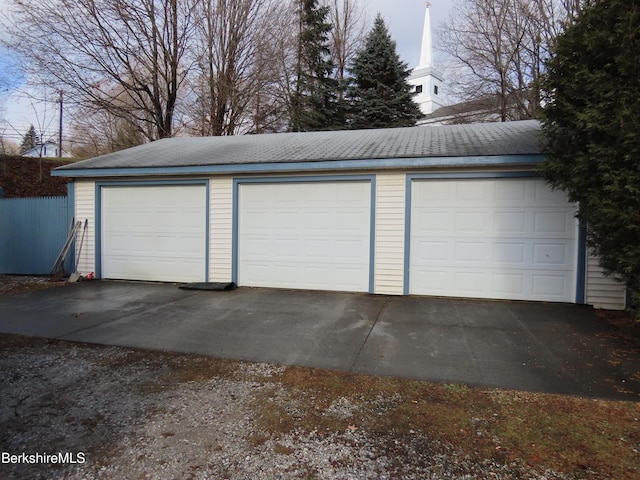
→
(408, 2, 444, 117)
(418, 2, 433, 68)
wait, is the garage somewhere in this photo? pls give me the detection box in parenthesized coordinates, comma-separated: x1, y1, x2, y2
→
(409, 177, 578, 302)
(53, 121, 627, 309)
(237, 180, 373, 292)
(101, 184, 207, 283)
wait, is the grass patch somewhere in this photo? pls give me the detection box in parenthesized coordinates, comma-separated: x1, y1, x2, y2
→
(488, 392, 640, 475)
(267, 366, 639, 478)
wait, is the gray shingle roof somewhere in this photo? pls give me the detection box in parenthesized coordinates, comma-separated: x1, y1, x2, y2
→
(56, 120, 543, 171)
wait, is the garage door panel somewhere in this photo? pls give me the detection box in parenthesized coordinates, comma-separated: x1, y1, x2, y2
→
(455, 242, 486, 262)
(457, 182, 488, 202)
(533, 243, 569, 266)
(495, 181, 527, 203)
(415, 240, 449, 263)
(533, 211, 570, 233)
(305, 212, 331, 230)
(238, 181, 371, 292)
(494, 212, 527, 233)
(332, 266, 368, 289)
(336, 183, 369, 202)
(414, 268, 447, 287)
(303, 238, 331, 258)
(336, 211, 368, 230)
(418, 212, 450, 232)
(102, 185, 206, 283)
(493, 242, 526, 264)
(410, 178, 577, 302)
(333, 238, 366, 258)
(244, 211, 271, 230)
(455, 271, 486, 292)
(415, 182, 451, 205)
(493, 274, 525, 295)
(456, 212, 487, 232)
(532, 274, 570, 298)
(275, 211, 302, 230)
(243, 238, 275, 259)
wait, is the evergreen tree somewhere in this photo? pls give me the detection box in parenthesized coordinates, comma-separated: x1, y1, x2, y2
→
(20, 125, 40, 154)
(347, 14, 422, 129)
(540, 0, 640, 311)
(291, 0, 339, 132)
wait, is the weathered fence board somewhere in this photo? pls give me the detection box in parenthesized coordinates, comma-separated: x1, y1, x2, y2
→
(0, 194, 74, 274)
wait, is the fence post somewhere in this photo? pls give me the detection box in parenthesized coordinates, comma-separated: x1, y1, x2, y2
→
(66, 182, 74, 219)
(66, 182, 75, 272)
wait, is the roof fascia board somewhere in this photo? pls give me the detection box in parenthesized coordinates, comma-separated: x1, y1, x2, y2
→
(51, 154, 545, 178)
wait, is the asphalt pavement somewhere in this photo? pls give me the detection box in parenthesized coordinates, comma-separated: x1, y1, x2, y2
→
(0, 281, 638, 400)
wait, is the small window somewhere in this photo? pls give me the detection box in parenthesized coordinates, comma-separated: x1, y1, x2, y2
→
(434, 85, 439, 95)
(415, 85, 423, 94)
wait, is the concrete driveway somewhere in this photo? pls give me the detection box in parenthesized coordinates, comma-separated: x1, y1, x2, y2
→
(1, 281, 638, 400)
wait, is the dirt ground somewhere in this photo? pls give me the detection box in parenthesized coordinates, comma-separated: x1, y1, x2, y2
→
(0, 275, 68, 296)
(0, 276, 639, 480)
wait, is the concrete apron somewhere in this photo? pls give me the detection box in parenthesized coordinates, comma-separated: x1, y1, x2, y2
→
(0, 281, 638, 401)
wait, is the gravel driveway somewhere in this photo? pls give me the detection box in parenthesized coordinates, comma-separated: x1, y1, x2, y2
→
(1, 334, 584, 480)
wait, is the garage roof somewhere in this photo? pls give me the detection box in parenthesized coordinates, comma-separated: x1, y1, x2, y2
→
(54, 120, 544, 177)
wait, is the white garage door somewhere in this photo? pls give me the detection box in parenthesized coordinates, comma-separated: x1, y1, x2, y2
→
(238, 181, 371, 292)
(410, 178, 578, 302)
(101, 185, 207, 282)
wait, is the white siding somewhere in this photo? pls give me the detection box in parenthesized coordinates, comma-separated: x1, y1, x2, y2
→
(586, 252, 626, 310)
(209, 177, 233, 282)
(374, 173, 406, 295)
(74, 180, 96, 276)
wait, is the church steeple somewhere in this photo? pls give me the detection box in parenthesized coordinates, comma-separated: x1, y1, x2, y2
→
(408, 3, 444, 117)
(418, 2, 433, 68)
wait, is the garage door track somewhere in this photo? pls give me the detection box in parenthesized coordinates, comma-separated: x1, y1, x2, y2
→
(0, 281, 638, 401)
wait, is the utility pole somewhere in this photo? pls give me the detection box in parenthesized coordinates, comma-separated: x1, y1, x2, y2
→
(58, 90, 63, 156)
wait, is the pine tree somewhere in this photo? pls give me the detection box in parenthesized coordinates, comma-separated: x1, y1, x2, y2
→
(291, 0, 339, 132)
(540, 0, 640, 311)
(346, 14, 422, 129)
(20, 125, 40, 154)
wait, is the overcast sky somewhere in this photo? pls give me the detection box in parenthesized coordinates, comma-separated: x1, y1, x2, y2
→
(0, 0, 453, 143)
(368, 0, 450, 67)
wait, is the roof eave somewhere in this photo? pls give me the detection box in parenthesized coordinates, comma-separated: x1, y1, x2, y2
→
(51, 154, 545, 178)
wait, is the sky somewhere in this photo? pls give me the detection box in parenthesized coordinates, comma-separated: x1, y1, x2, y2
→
(369, 0, 450, 68)
(0, 0, 452, 146)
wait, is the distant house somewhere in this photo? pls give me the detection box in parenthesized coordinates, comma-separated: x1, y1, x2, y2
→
(418, 96, 507, 126)
(419, 92, 536, 126)
(23, 141, 72, 158)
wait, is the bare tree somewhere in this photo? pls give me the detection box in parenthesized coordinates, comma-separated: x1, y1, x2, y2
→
(438, 0, 580, 122)
(245, 7, 297, 134)
(69, 95, 148, 157)
(184, 0, 284, 136)
(5, 0, 196, 141)
(325, 0, 366, 101)
(263, 1, 300, 133)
